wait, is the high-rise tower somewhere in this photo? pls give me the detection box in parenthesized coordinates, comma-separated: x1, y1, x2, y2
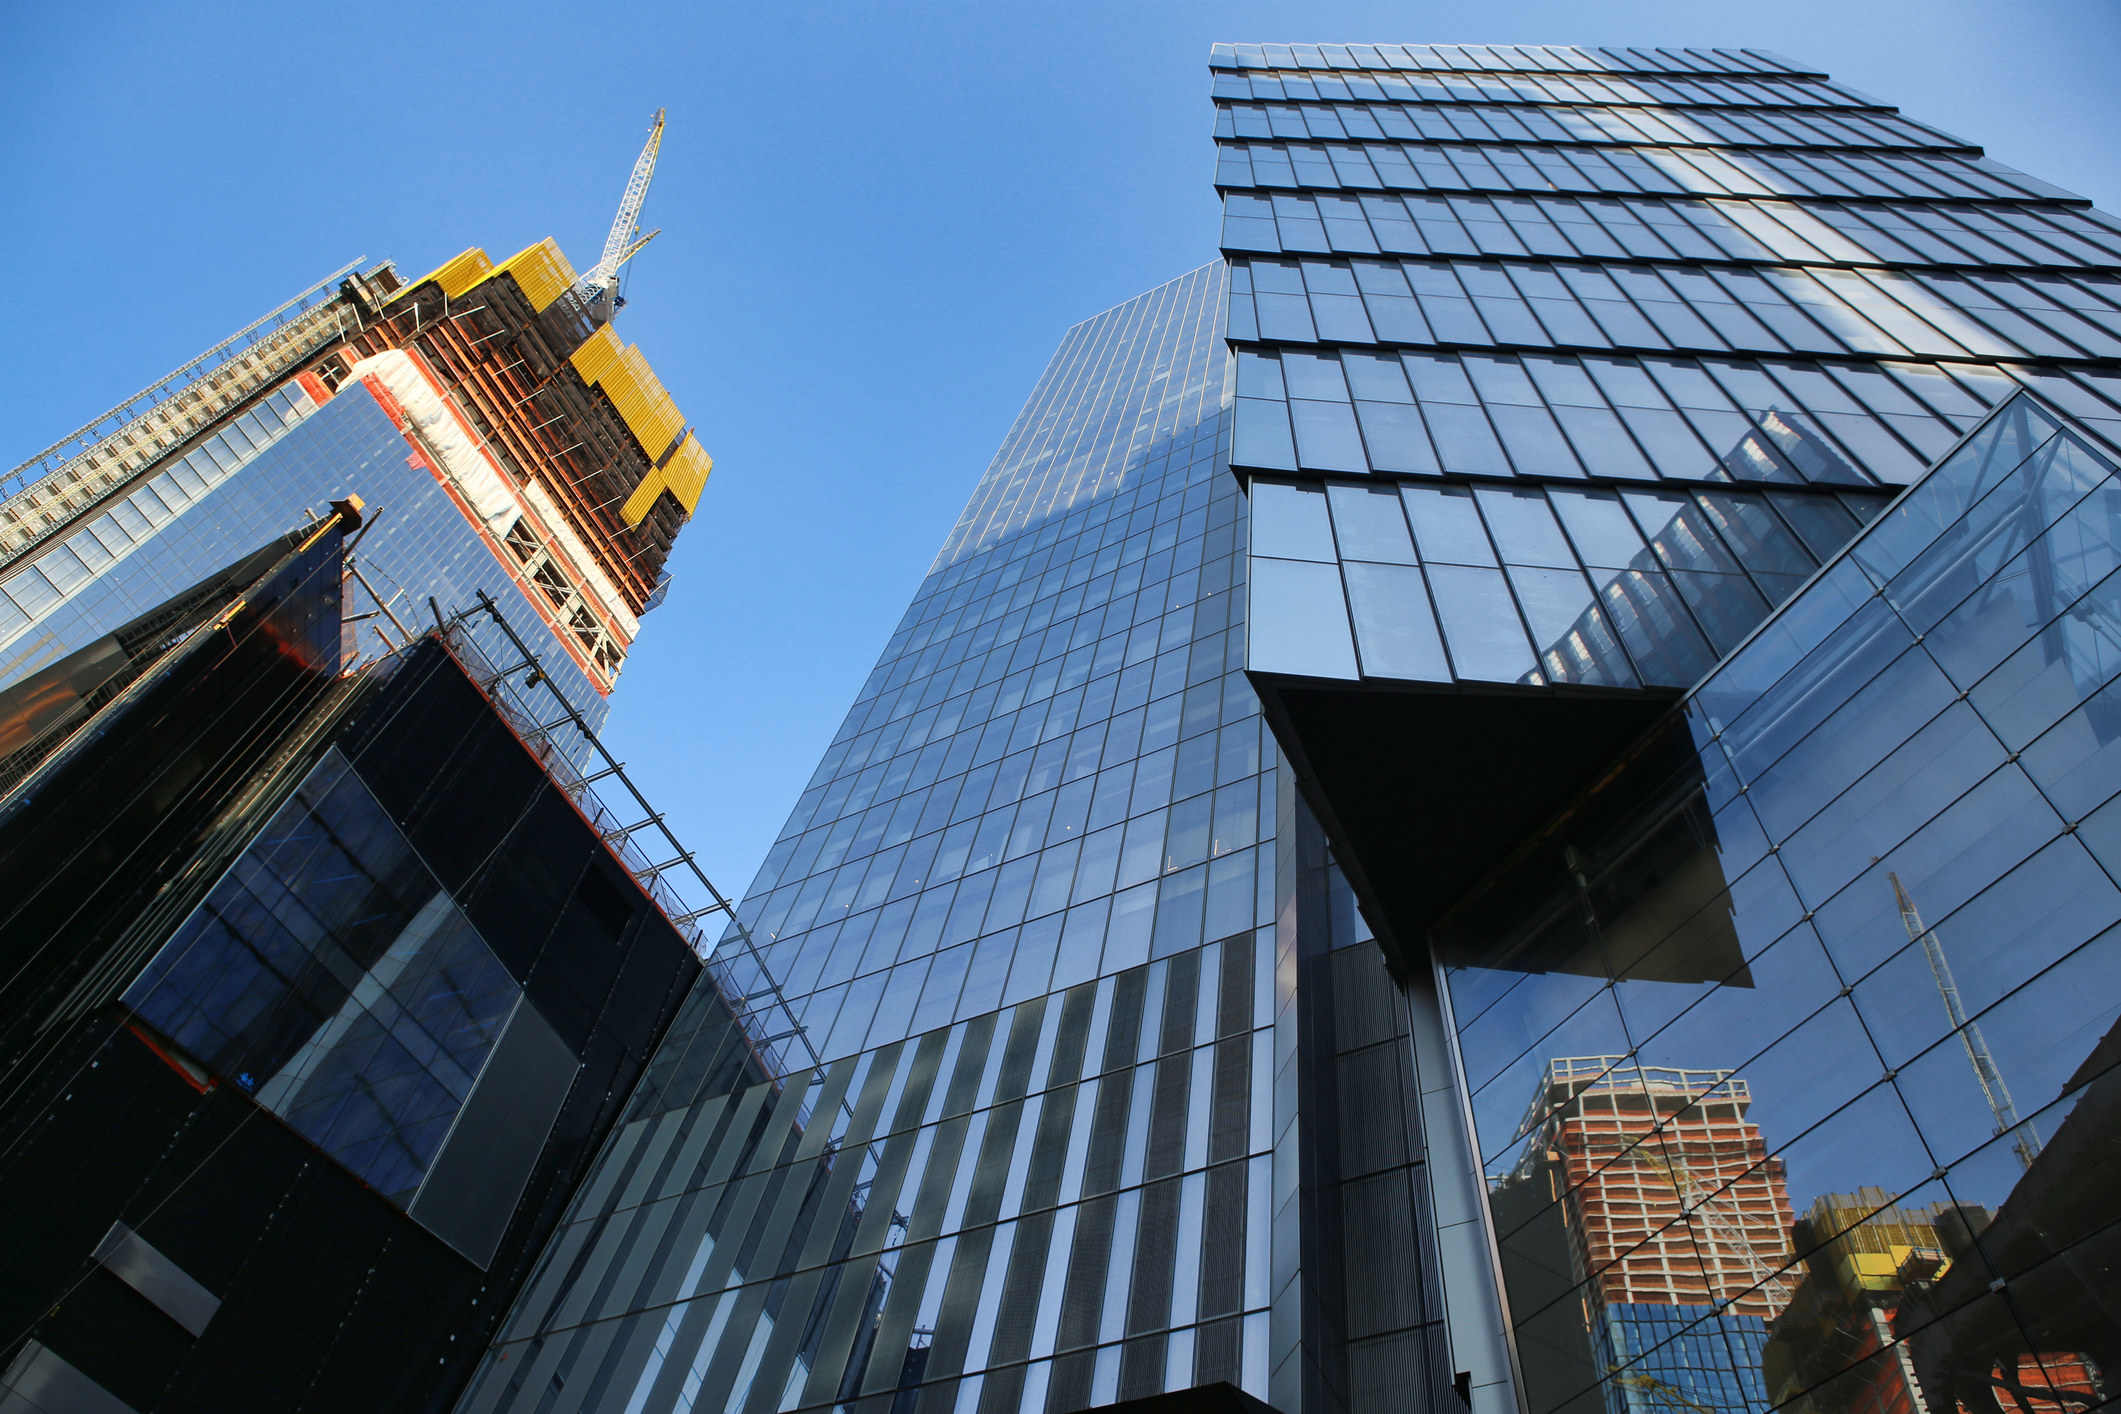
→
(459, 264, 1398, 1414)
(1228, 39, 2121, 1414)
(0, 122, 748, 1414)
(0, 114, 705, 753)
(457, 40, 2121, 1414)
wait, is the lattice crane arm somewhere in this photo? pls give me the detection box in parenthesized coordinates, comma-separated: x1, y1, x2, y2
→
(1641, 1144, 1793, 1310)
(604, 228, 662, 278)
(576, 109, 665, 307)
(1890, 871, 2042, 1171)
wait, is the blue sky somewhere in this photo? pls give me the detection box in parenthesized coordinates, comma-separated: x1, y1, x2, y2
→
(4, 0, 2118, 899)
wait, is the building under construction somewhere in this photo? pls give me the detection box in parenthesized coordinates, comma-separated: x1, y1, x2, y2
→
(0, 113, 766, 1413)
(1495, 1058, 1797, 1414)
(0, 111, 704, 719)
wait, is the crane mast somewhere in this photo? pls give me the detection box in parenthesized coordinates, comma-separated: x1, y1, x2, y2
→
(576, 108, 666, 325)
(1890, 872, 2041, 1172)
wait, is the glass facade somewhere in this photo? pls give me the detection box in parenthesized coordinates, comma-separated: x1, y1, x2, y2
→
(1219, 43, 2121, 702)
(0, 259, 710, 1407)
(1439, 392, 2121, 1414)
(0, 576, 701, 1409)
(122, 746, 553, 1258)
(0, 377, 609, 739)
(438, 36, 2121, 1414)
(1230, 39, 2121, 1414)
(458, 260, 1450, 1414)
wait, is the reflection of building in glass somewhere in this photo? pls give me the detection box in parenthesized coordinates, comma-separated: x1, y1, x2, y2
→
(1232, 35, 2121, 1414)
(1767, 1189, 1965, 1414)
(1893, 1026, 2119, 1414)
(1282, 380, 2121, 1414)
(1520, 1059, 1793, 1318)
(1769, 1187, 2105, 1414)
(0, 515, 715, 1408)
(1511, 1058, 1793, 1414)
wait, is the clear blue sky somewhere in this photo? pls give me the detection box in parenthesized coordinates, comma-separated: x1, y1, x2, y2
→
(4, 0, 2118, 898)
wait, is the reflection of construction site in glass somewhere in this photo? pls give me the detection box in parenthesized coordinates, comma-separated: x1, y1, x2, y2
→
(1508, 1058, 1793, 1414)
(1763, 877, 2106, 1414)
(1499, 859, 2114, 1414)
(1502, 1044, 2110, 1414)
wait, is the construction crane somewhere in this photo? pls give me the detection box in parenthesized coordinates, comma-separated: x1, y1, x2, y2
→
(1890, 871, 2041, 1172)
(575, 108, 666, 326)
(1607, 1367, 1724, 1414)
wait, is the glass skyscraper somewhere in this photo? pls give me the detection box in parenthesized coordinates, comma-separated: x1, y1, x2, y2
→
(463, 38, 2121, 1414)
(459, 261, 1384, 1414)
(1222, 38, 2121, 1414)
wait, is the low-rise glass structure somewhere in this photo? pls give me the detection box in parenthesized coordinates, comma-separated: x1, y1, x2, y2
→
(0, 519, 708, 1412)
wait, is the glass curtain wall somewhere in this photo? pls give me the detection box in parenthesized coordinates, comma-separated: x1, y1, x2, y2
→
(1439, 392, 2121, 1414)
(458, 263, 1446, 1414)
(1218, 42, 2121, 696)
(1217, 39, 2121, 1414)
(0, 382, 610, 740)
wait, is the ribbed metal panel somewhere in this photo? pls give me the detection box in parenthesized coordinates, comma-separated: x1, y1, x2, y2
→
(1082, 1069, 1133, 1197)
(1143, 1054, 1192, 1181)
(1054, 1194, 1117, 1352)
(927, 1225, 997, 1381)
(1194, 1316, 1244, 1387)
(1209, 1033, 1252, 1165)
(1340, 1170, 1426, 1337)
(1159, 951, 1200, 1054)
(1336, 1043, 1411, 1177)
(1347, 1329, 1433, 1414)
(1216, 935, 1254, 1039)
(1019, 1083, 1079, 1214)
(1197, 1160, 1248, 1319)
(1124, 1179, 1181, 1336)
(1118, 1333, 1168, 1401)
(1329, 945, 1404, 1052)
(1048, 984, 1098, 1086)
(986, 1209, 1057, 1369)
(1101, 969, 1148, 1073)
(1043, 1350, 1096, 1413)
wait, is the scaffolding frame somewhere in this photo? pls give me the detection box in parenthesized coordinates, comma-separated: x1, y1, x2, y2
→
(433, 589, 824, 1086)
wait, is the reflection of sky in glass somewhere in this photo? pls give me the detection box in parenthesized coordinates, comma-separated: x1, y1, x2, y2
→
(126, 749, 519, 1205)
(1445, 395, 2121, 1414)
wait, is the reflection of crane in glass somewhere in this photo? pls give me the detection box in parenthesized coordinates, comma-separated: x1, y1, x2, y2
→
(1608, 1366, 1724, 1414)
(1636, 1139, 1794, 1313)
(1890, 872, 2041, 1172)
